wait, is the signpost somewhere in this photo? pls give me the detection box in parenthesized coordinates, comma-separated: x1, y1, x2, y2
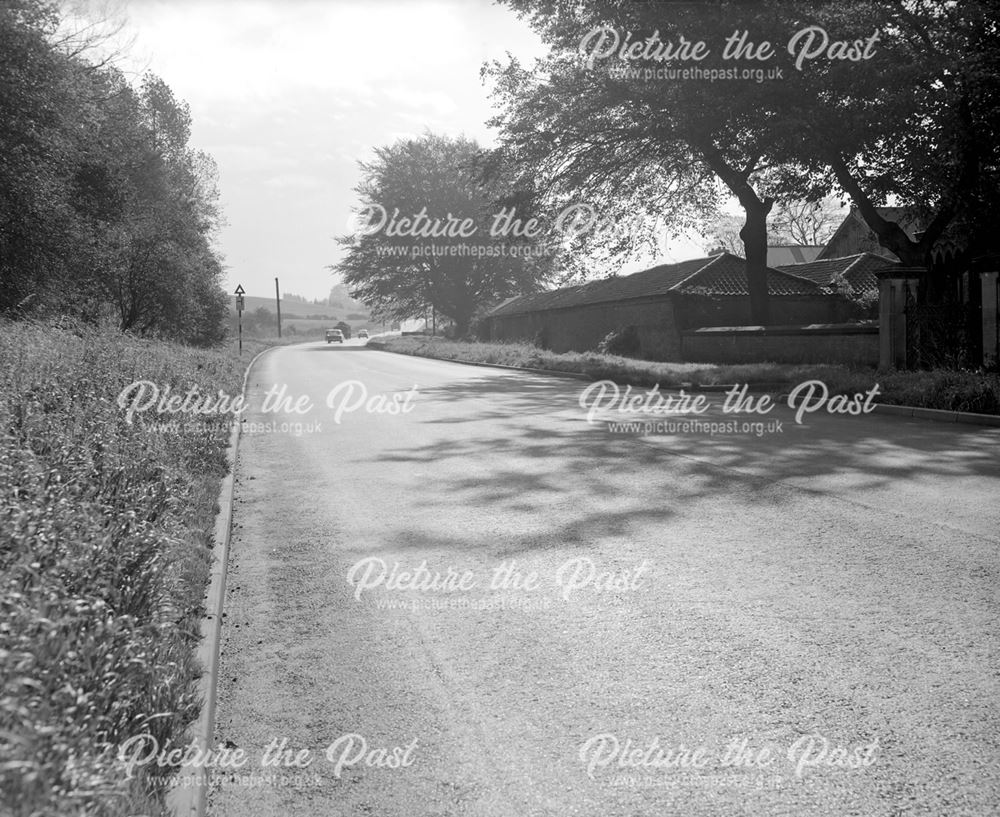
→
(235, 284, 245, 355)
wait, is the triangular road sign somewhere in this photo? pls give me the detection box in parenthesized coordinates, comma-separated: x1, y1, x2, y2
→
(234, 284, 246, 295)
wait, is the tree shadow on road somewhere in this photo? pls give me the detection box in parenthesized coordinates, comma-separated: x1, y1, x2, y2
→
(357, 372, 1000, 556)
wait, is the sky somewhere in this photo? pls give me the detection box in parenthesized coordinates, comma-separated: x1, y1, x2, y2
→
(92, 0, 705, 301)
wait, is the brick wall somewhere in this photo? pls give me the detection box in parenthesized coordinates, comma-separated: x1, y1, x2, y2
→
(681, 324, 879, 365)
(486, 296, 874, 364)
(674, 294, 864, 328)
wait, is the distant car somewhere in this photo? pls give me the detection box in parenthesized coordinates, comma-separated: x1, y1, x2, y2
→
(358, 329, 369, 339)
(325, 329, 344, 344)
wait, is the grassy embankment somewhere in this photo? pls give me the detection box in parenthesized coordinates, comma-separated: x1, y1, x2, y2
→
(370, 335, 1000, 415)
(0, 322, 281, 817)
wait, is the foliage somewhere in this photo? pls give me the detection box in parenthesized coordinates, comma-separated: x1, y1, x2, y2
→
(829, 271, 878, 318)
(488, 0, 1000, 315)
(326, 282, 369, 313)
(481, 52, 720, 285)
(782, 1, 1000, 269)
(0, 1, 227, 344)
(0, 320, 249, 816)
(335, 133, 557, 337)
(597, 325, 640, 357)
(484, 1, 817, 323)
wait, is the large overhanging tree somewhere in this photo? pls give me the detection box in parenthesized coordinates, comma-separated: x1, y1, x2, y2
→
(768, 1, 1000, 277)
(336, 133, 557, 336)
(489, 0, 998, 320)
(481, 55, 721, 286)
(487, 1, 828, 325)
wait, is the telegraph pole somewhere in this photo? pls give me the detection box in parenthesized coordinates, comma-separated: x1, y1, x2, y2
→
(274, 277, 282, 338)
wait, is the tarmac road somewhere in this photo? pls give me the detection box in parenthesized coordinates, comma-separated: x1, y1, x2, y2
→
(208, 341, 1000, 817)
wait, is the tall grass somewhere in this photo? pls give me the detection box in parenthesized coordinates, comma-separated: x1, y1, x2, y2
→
(0, 321, 249, 816)
(372, 336, 1000, 415)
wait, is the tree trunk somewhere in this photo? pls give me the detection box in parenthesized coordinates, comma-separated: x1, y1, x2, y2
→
(827, 153, 935, 267)
(453, 314, 472, 339)
(701, 146, 773, 324)
(740, 198, 772, 326)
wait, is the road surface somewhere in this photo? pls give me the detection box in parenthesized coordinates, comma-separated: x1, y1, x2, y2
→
(208, 340, 1000, 817)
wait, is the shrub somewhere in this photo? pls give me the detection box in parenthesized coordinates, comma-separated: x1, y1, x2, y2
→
(597, 325, 641, 358)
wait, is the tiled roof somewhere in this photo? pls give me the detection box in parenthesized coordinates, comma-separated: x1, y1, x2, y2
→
(775, 252, 893, 296)
(676, 253, 820, 296)
(488, 256, 713, 317)
(488, 253, 825, 317)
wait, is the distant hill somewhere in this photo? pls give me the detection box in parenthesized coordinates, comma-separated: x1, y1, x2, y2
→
(227, 292, 383, 337)
(229, 295, 341, 320)
(229, 289, 372, 318)
(328, 283, 369, 315)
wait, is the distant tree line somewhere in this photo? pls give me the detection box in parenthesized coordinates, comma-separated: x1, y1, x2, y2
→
(0, 1, 227, 344)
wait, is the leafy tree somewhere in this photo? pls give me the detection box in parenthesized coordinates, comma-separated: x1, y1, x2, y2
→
(482, 58, 720, 286)
(774, 1, 1000, 275)
(94, 73, 225, 339)
(0, 0, 91, 312)
(0, 0, 228, 344)
(486, 1, 821, 323)
(489, 0, 998, 319)
(336, 133, 556, 336)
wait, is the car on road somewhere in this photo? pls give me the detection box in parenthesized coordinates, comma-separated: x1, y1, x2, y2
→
(358, 330, 369, 339)
(325, 329, 344, 344)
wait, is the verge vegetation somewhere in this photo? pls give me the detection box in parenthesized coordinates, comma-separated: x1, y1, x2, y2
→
(370, 336, 1000, 416)
(0, 321, 261, 817)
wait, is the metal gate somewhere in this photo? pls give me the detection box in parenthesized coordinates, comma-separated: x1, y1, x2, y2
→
(904, 296, 974, 369)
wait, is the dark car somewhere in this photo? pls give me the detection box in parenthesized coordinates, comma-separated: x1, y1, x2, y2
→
(358, 329, 369, 339)
(325, 329, 344, 343)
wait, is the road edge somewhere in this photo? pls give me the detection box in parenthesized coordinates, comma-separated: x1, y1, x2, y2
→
(167, 345, 275, 817)
(367, 347, 1000, 428)
(366, 346, 593, 381)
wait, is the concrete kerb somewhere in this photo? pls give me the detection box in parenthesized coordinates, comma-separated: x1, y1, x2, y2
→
(366, 346, 592, 382)
(369, 347, 1000, 428)
(167, 345, 275, 817)
(772, 393, 1000, 427)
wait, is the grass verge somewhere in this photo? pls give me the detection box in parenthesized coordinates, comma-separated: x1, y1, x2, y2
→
(370, 336, 1000, 415)
(0, 321, 270, 817)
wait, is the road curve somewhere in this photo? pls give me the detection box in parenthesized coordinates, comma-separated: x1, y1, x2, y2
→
(208, 341, 1000, 817)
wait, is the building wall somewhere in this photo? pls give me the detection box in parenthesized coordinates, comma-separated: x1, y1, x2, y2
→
(488, 297, 681, 360)
(487, 293, 868, 362)
(681, 324, 879, 366)
(674, 294, 862, 328)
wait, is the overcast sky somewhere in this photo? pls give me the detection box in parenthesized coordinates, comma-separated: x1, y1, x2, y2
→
(103, 0, 702, 301)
